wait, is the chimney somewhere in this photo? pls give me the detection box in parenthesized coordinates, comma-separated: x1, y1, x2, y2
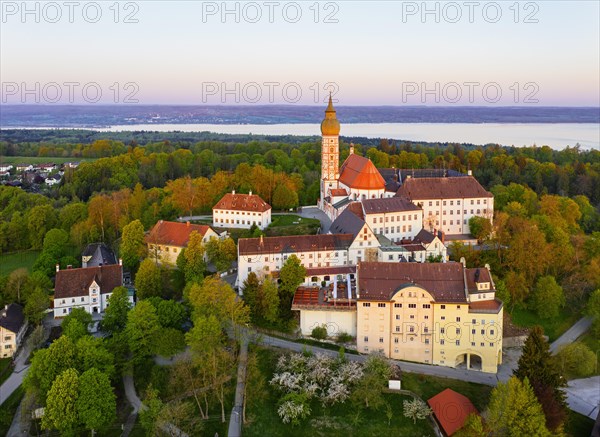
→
(349, 143, 354, 155)
(67, 265, 72, 269)
(186, 221, 190, 227)
(56, 264, 60, 272)
(232, 189, 235, 195)
(260, 234, 264, 246)
(467, 170, 472, 176)
(119, 258, 123, 266)
(249, 190, 252, 196)
(460, 257, 466, 267)
(440, 230, 445, 244)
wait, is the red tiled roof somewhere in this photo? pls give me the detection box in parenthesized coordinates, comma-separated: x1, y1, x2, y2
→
(213, 192, 271, 213)
(55, 264, 123, 299)
(428, 388, 479, 436)
(469, 299, 503, 313)
(465, 268, 494, 292)
(357, 262, 468, 302)
(339, 154, 386, 190)
(146, 220, 214, 247)
(330, 188, 348, 197)
(238, 234, 354, 256)
(396, 176, 493, 200)
(346, 202, 365, 220)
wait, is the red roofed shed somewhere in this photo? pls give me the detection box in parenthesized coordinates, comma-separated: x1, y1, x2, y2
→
(427, 388, 479, 436)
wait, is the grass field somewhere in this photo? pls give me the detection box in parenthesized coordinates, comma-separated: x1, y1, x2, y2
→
(0, 250, 40, 276)
(0, 358, 13, 386)
(266, 214, 321, 237)
(0, 156, 95, 164)
(0, 385, 24, 436)
(243, 347, 434, 437)
(510, 307, 580, 342)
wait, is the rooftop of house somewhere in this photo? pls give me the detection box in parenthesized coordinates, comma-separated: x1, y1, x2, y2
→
(55, 264, 123, 299)
(362, 196, 422, 215)
(396, 176, 493, 200)
(329, 206, 366, 238)
(213, 191, 271, 213)
(238, 233, 355, 256)
(357, 262, 494, 302)
(428, 388, 479, 436)
(0, 303, 25, 334)
(82, 243, 117, 267)
(146, 220, 215, 247)
(339, 154, 386, 190)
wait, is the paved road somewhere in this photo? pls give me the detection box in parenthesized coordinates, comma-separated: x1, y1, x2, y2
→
(227, 335, 249, 437)
(549, 316, 593, 353)
(565, 376, 600, 419)
(296, 206, 332, 233)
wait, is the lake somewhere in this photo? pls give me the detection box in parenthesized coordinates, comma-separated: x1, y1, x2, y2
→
(89, 122, 599, 150)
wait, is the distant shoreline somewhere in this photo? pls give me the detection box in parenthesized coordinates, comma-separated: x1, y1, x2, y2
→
(1, 122, 598, 150)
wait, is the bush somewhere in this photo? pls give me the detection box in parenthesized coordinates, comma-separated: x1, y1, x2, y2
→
(555, 343, 597, 377)
(311, 325, 327, 340)
(336, 332, 354, 344)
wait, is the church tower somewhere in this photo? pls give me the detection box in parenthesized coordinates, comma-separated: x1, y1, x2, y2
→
(320, 94, 340, 207)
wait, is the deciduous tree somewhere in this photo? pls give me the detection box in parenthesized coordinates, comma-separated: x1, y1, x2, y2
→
(530, 276, 565, 319)
(135, 258, 162, 299)
(120, 219, 146, 271)
(77, 368, 116, 432)
(42, 368, 79, 434)
(100, 286, 132, 334)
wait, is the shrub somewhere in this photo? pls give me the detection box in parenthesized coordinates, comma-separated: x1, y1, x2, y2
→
(336, 332, 354, 344)
(555, 343, 597, 377)
(311, 325, 327, 340)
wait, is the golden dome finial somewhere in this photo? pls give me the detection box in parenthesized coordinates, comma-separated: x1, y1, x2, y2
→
(321, 92, 340, 136)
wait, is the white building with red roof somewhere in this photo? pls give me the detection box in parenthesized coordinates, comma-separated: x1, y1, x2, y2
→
(146, 220, 220, 265)
(213, 190, 271, 230)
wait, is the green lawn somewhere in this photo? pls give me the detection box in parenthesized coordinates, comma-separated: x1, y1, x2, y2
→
(401, 373, 493, 412)
(0, 385, 24, 436)
(510, 307, 580, 342)
(565, 412, 594, 437)
(0, 358, 13, 386)
(243, 347, 434, 437)
(266, 215, 321, 237)
(0, 250, 40, 276)
(0, 156, 95, 164)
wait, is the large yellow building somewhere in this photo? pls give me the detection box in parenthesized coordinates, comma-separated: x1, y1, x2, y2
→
(356, 261, 502, 373)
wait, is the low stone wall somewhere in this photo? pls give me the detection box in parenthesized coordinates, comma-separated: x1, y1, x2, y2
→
(503, 336, 528, 348)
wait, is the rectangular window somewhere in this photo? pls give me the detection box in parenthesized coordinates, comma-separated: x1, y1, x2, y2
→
(456, 340, 460, 346)
(471, 342, 475, 347)
(472, 319, 476, 324)
(472, 329, 476, 334)
(395, 326, 400, 332)
(425, 338, 430, 344)
(490, 342, 494, 347)
(394, 303, 402, 308)
(440, 328, 445, 334)
(362, 303, 371, 307)
(490, 330, 495, 335)
(408, 304, 416, 308)
(456, 317, 461, 322)
(395, 315, 400, 320)
(456, 328, 461, 334)
(441, 305, 445, 309)
(422, 304, 431, 309)
(394, 337, 399, 343)
(379, 337, 384, 343)
(481, 329, 485, 335)
(440, 339, 445, 345)
(364, 336, 368, 342)
(378, 303, 386, 308)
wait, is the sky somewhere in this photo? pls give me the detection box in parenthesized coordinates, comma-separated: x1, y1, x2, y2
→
(1, 1, 599, 106)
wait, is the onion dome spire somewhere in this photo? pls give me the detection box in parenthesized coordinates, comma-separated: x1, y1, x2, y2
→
(320, 92, 340, 136)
